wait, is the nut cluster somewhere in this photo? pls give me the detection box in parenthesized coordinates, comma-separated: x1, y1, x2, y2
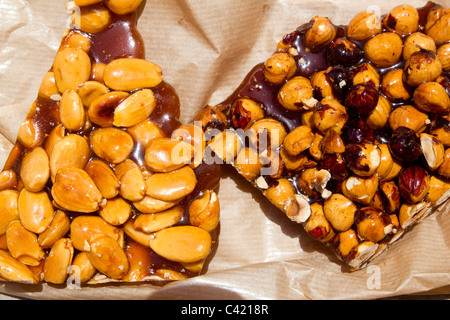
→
(211, 2, 450, 270)
(0, 0, 220, 284)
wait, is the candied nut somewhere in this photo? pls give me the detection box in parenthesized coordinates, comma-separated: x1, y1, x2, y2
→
(122, 241, 152, 281)
(134, 205, 183, 233)
(156, 269, 188, 281)
(347, 11, 382, 41)
(383, 4, 419, 36)
(113, 89, 156, 127)
(431, 117, 450, 147)
(189, 190, 220, 232)
(127, 118, 166, 149)
(70, 252, 96, 283)
(305, 16, 336, 50)
(0, 190, 19, 235)
(259, 149, 284, 178)
(88, 91, 130, 127)
(413, 81, 450, 114)
(99, 197, 132, 226)
(145, 166, 197, 201)
(145, 138, 194, 173)
(0, 249, 38, 284)
(341, 117, 374, 145)
(104, 0, 143, 15)
(437, 43, 450, 72)
(90, 127, 134, 164)
(0, 170, 17, 192)
(51, 168, 103, 213)
(284, 194, 311, 224)
(327, 38, 363, 68)
(321, 128, 345, 154)
(43, 124, 65, 158)
(247, 118, 287, 151)
(398, 201, 430, 229)
(312, 98, 348, 134)
(172, 124, 206, 168)
(403, 50, 442, 87)
(283, 125, 314, 156)
(342, 174, 378, 205)
(321, 153, 348, 180)
(311, 70, 335, 100)
(277, 76, 317, 111)
(59, 89, 86, 132)
(38, 72, 59, 99)
(77, 81, 110, 108)
(103, 58, 163, 91)
(132, 196, 181, 214)
(62, 31, 92, 52)
(18, 189, 54, 234)
(420, 133, 445, 171)
(381, 69, 413, 102)
(426, 175, 450, 205)
(234, 147, 263, 181)
(279, 147, 309, 172)
(364, 32, 403, 68)
(437, 148, 450, 178)
(355, 207, 393, 242)
(347, 241, 379, 269)
(309, 133, 324, 161)
(194, 105, 227, 132)
(85, 159, 120, 199)
(345, 83, 379, 116)
(398, 166, 430, 204)
(403, 32, 436, 61)
(333, 229, 359, 258)
(388, 105, 429, 133)
(263, 52, 297, 85)
(377, 181, 401, 213)
(263, 178, 296, 211)
(20, 147, 50, 193)
(72, 4, 111, 34)
(123, 220, 154, 247)
(6, 220, 45, 266)
(86, 234, 129, 280)
(323, 193, 357, 232)
(304, 202, 335, 243)
(149, 226, 212, 263)
(297, 167, 330, 200)
(50, 134, 90, 182)
(345, 143, 380, 177)
(375, 144, 394, 181)
(389, 126, 423, 163)
(53, 47, 91, 92)
(425, 8, 450, 43)
(17, 118, 44, 149)
(230, 98, 265, 131)
(43, 238, 74, 284)
(325, 65, 352, 101)
(352, 62, 380, 88)
(70, 215, 122, 252)
(38, 210, 70, 249)
(208, 130, 241, 164)
(119, 166, 146, 202)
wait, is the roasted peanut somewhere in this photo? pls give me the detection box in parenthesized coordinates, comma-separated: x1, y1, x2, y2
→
(17, 118, 44, 149)
(132, 196, 181, 214)
(38, 210, 70, 249)
(347, 11, 382, 41)
(85, 159, 120, 199)
(99, 197, 132, 226)
(72, 4, 111, 34)
(60, 89, 86, 132)
(0, 250, 38, 284)
(0, 190, 19, 235)
(122, 241, 152, 281)
(118, 165, 146, 202)
(145, 138, 194, 172)
(104, 0, 143, 15)
(123, 220, 154, 247)
(0, 170, 17, 192)
(145, 166, 197, 201)
(364, 32, 403, 68)
(134, 205, 183, 233)
(6, 220, 45, 266)
(38, 72, 59, 99)
(172, 124, 206, 168)
(113, 89, 156, 127)
(53, 47, 91, 93)
(61, 31, 92, 52)
(189, 190, 220, 232)
(127, 118, 166, 149)
(88, 91, 130, 127)
(277, 76, 317, 111)
(43, 238, 74, 284)
(90, 127, 134, 164)
(20, 147, 49, 193)
(18, 189, 54, 234)
(77, 81, 110, 108)
(263, 52, 297, 84)
(70, 252, 97, 283)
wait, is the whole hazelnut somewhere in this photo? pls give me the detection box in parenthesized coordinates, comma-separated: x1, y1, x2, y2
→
(403, 50, 443, 87)
(388, 105, 429, 133)
(437, 148, 450, 178)
(437, 43, 450, 72)
(425, 8, 450, 43)
(234, 147, 262, 181)
(263, 52, 297, 85)
(383, 4, 419, 36)
(431, 117, 450, 147)
(305, 203, 336, 243)
(341, 117, 374, 145)
(311, 70, 335, 100)
(355, 207, 393, 242)
(279, 146, 309, 172)
(247, 118, 287, 152)
(366, 95, 392, 130)
(345, 143, 381, 177)
(327, 38, 363, 68)
(321, 128, 345, 154)
(283, 125, 314, 156)
(352, 62, 380, 88)
(325, 66, 352, 102)
(321, 153, 348, 180)
(381, 68, 413, 102)
(342, 174, 379, 205)
(398, 165, 430, 204)
(277, 76, 317, 111)
(263, 178, 296, 211)
(413, 81, 450, 114)
(194, 105, 227, 132)
(230, 98, 264, 131)
(305, 16, 337, 50)
(344, 83, 379, 116)
(347, 11, 382, 41)
(323, 193, 357, 232)
(364, 32, 403, 68)
(375, 144, 394, 181)
(403, 32, 436, 61)
(389, 126, 423, 163)
(333, 229, 359, 258)
(312, 98, 348, 134)
(377, 181, 401, 213)
(425, 175, 450, 205)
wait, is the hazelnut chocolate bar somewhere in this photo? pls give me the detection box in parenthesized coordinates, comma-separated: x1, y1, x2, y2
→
(0, 0, 221, 284)
(197, 1, 450, 270)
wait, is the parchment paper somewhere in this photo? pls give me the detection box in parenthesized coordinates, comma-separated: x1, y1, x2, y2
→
(0, 0, 450, 300)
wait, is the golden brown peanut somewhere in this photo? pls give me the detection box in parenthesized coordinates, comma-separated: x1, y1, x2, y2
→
(277, 76, 317, 111)
(403, 32, 436, 61)
(18, 189, 54, 234)
(134, 206, 183, 233)
(43, 124, 65, 158)
(91, 62, 106, 83)
(263, 178, 296, 211)
(342, 174, 379, 205)
(403, 50, 442, 87)
(234, 147, 263, 181)
(323, 194, 357, 232)
(6, 220, 45, 266)
(85, 159, 120, 199)
(86, 234, 129, 280)
(413, 82, 450, 114)
(0, 170, 17, 192)
(127, 119, 166, 149)
(38, 72, 59, 99)
(347, 11, 382, 41)
(283, 125, 314, 156)
(104, 0, 143, 15)
(0, 249, 38, 284)
(50, 134, 90, 182)
(0, 190, 19, 235)
(247, 118, 287, 151)
(388, 105, 429, 133)
(364, 32, 403, 68)
(38, 210, 70, 249)
(90, 128, 134, 164)
(304, 202, 335, 243)
(366, 95, 392, 130)
(123, 220, 154, 247)
(72, 4, 111, 34)
(145, 166, 197, 201)
(70, 215, 122, 252)
(20, 147, 49, 193)
(119, 166, 146, 202)
(438, 43, 450, 72)
(263, 52, 297, 85)
(383, 4, 419, 36)
(155, 269, 188, 280)
(122, 241, 152, 281)
(62, 31, 92, 52)
(149, 226, 212, 263)
(53, 47, 91, 93)
(381, 69, 413, 102)
(103, 58, 162, 91)
(189, 190, 220, 232)
(305, 16, 336, 49)
(132, 196, 181, 214)
(70, 252, 97, 283)
(113, 89, 156, 127)
(60, 89, 86, 132)
(17, 118, 44, 149)
(51, 168, 103, 213)
(425, 8, 450, 43)
(43, 238, 74, 284)
(77, 81, 110, 108)
(334, 229, 359, 258)
(144, 138, 194, 173)
(88, 91, 130, 127)
(355, 207, 393, 242)
(99, 197, 132, 226)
